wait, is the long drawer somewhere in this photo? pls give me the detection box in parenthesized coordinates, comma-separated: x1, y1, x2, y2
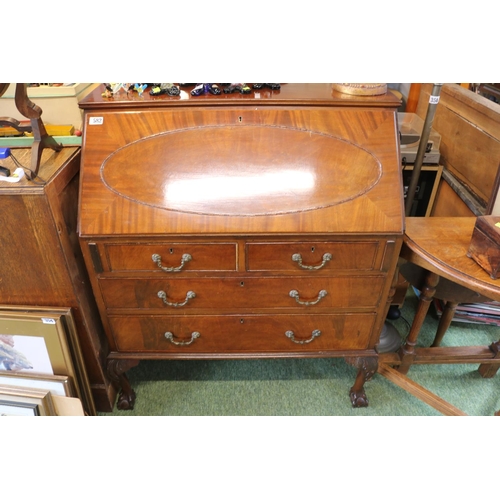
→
(108, 313, 376, 353)
(99, 275, 385, 310)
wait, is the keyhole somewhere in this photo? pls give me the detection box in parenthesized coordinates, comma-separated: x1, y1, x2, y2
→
(311, 246, 315, 253)
(240, 281, 245, 287)
(169, 248, 174, 254)
(240, 319, 244, 324)
(238, 116, 242, 123)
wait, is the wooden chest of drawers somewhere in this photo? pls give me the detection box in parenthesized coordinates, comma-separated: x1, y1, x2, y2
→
(78, 84, 405, 410)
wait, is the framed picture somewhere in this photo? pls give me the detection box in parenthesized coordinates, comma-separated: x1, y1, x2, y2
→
(0, 385, 56, 416)
(0, 306, 95, 416)
(0, 372, 75, 397)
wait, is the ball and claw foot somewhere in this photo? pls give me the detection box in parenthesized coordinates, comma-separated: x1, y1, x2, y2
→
(350, 389, 369, 408)
(345, 356, 377, 408)
(107, 359, 140, 411)
(116, 389, 137, 410)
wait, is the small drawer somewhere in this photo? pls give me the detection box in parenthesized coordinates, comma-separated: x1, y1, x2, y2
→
(99, 276, 385, 310)
(108, 313, 376, 353)
(104, 243, 237, 272)
(246, 242, 379, 272)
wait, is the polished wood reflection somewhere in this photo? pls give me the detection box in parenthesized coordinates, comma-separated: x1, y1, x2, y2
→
(79, 104, 403, 236)
(101, 124, 381, 216)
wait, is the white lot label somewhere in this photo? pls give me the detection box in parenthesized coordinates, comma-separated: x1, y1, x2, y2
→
(89, 116, 104, 125)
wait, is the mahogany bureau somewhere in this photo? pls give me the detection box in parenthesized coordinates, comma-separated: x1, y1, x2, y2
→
(77, 84, 405, 410)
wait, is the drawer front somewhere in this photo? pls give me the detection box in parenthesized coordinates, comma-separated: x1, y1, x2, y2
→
(99, 276, 385, 310)
(104, 243, 237, 272)
(246, 242, 379, 272)
(108, 313, 376, 353)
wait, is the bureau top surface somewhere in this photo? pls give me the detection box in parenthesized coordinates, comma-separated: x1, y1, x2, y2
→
(79, 83, 401, 110)
(78, 85, 404, 237)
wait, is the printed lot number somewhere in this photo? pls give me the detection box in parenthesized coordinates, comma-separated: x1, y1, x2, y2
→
(89, 117, 104, 125)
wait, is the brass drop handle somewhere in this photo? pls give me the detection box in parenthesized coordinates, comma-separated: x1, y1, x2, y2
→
(292, 253, 332, 270)
(152, 253, 192, 273)
(164, 331, 200, 346)
(285, 329, 321, 344)
(157, 290, 196, 307)
(289, 289, 328, 306)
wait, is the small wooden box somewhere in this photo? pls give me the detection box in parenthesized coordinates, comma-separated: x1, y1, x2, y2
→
(467, 216, 500, 279)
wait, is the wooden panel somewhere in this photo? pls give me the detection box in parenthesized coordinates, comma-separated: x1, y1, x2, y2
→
(416, 84, 500, 140)
(416, 83, 500, 206)
(98, 275, 385, 310)
(78, 105, 404, 236)
(108, 313, 376, 353)
(0, 195, 74, 303)
(431, 178, 475, 217)
(103, 243, 237, 272)
(101, 124, 382, 217)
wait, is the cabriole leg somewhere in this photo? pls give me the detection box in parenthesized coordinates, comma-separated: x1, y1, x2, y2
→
(107, 359, 140, 410)
(346, 356, 378, 408)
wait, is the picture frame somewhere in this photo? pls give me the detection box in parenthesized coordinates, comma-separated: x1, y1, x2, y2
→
(0, 306, 95, 415)
(0, 372, 75, 397)
(0, 385, 56, 416)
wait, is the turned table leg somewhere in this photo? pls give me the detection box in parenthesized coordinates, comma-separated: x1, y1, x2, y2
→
(397, 271, 440, 375)
(107, 359, 140, 410)
(431, 300, 459, 347)
(346, 356, 378, 408)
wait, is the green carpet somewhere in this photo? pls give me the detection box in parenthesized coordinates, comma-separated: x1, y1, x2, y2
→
(99, 289, 500, 416)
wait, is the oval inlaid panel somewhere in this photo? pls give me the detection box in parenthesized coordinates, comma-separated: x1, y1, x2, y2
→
(101, 125, 381, 216)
